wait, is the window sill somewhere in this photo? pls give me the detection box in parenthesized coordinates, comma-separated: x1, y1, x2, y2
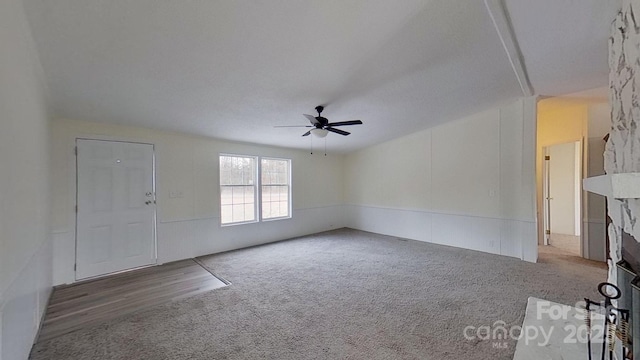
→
(261, 215, 292, 222)
(220, 220, 259, 227)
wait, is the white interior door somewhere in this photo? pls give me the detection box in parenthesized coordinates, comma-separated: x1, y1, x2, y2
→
(76, 139, 156, 280)
(543, 141, 582, 256)
(548, 142, 579, 236)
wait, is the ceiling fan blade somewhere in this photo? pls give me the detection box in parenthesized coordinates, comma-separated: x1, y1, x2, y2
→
(326, 120, 363, 127)
(303, 114, 320, 126)
(326, 127, 350, 136)
(302, 130, 311, 137)
(274, 125, 313, 128)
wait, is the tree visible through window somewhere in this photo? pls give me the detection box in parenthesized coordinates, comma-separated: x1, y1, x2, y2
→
(220, 155, 257, 224)
(261, 158, 290, 219)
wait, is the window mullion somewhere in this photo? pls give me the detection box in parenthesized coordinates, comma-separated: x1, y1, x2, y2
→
(257, 157, 262, 221)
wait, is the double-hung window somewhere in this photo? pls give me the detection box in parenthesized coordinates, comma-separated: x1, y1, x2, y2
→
(219, 154, 291, 225)
(261, 158, 291, 220)
(220, 155, 257, 225)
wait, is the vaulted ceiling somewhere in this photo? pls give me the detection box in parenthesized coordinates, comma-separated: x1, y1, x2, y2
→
(23, 0, 620, 152)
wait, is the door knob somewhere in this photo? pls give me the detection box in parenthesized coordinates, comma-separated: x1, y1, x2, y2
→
(145, 192, 152, 197)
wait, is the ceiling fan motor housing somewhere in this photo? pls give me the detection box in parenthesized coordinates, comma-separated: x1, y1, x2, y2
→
(314, 106, 328, 126)
(316, 117, 328, 126)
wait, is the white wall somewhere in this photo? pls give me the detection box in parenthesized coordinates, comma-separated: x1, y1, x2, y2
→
(585, 103, 610, 262)
(51, 118, 346, 285)
(0, 0, 52, 358)
(344, 98, 538, 261)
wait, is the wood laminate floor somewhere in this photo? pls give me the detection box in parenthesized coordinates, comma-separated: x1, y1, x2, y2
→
(37, 259, 227, 342)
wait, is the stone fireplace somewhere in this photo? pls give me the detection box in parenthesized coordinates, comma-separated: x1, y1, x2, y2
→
(616, 233, 639, 360)
(621, 232, 640, 275)
(582, 0, 640, 358)
(617, 260, 640, 359)
(584, 174, 640, 358)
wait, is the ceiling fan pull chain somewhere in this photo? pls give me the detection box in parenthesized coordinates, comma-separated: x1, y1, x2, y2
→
(324, 137, 327, 156)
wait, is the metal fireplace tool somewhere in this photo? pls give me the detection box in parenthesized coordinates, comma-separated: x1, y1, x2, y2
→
(584, 282, 631, 360)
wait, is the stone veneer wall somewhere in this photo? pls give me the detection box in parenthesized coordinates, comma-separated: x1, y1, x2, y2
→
(606, 0, 640, 282)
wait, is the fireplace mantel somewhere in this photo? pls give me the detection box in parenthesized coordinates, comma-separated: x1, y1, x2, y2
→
(583, 172, 640, 199)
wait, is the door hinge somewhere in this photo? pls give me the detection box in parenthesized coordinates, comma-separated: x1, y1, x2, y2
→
(545, 230, 551, 235)
(545, 155, 550, 160)
(74, 146, 78, 155)
(74, 263, 77, 271)
(75, 205, 78, 213)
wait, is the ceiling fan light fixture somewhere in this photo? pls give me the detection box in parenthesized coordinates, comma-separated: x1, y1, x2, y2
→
(311, 128, 328, 138)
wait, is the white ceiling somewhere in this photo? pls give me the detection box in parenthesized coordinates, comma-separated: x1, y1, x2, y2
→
(504, 0, 620, 96)
(23, 0, 620, 153)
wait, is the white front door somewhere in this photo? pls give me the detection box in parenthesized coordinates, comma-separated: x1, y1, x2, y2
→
(76, 139, 156, 280)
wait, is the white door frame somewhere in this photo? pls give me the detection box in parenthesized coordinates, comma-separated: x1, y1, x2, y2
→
(541, 139, 584, 257)
(543, 146, 551, 246)
(75, 138, 158, 280)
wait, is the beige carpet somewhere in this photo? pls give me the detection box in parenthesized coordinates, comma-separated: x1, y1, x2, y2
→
(30, 228, 606, 359)
(549, 233, 581, 256)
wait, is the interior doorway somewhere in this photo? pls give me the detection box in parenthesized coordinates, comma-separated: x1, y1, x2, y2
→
(542, 141, 582, 256)
(75, 139, 157, 280)
(536, 94, 610, 262)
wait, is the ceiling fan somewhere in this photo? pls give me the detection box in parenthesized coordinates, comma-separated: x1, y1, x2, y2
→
(275, 106, 363, 137)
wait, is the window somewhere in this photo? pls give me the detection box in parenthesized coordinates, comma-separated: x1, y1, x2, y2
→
(261, 158, 291, 220)
(219, 154, 291, 225)
(220, 155, 257, 225)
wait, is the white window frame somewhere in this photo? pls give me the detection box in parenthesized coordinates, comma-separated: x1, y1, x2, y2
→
(219, 153, 292, 226)
(219, 154, 259, 226)
(260, 157, 292, 222)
